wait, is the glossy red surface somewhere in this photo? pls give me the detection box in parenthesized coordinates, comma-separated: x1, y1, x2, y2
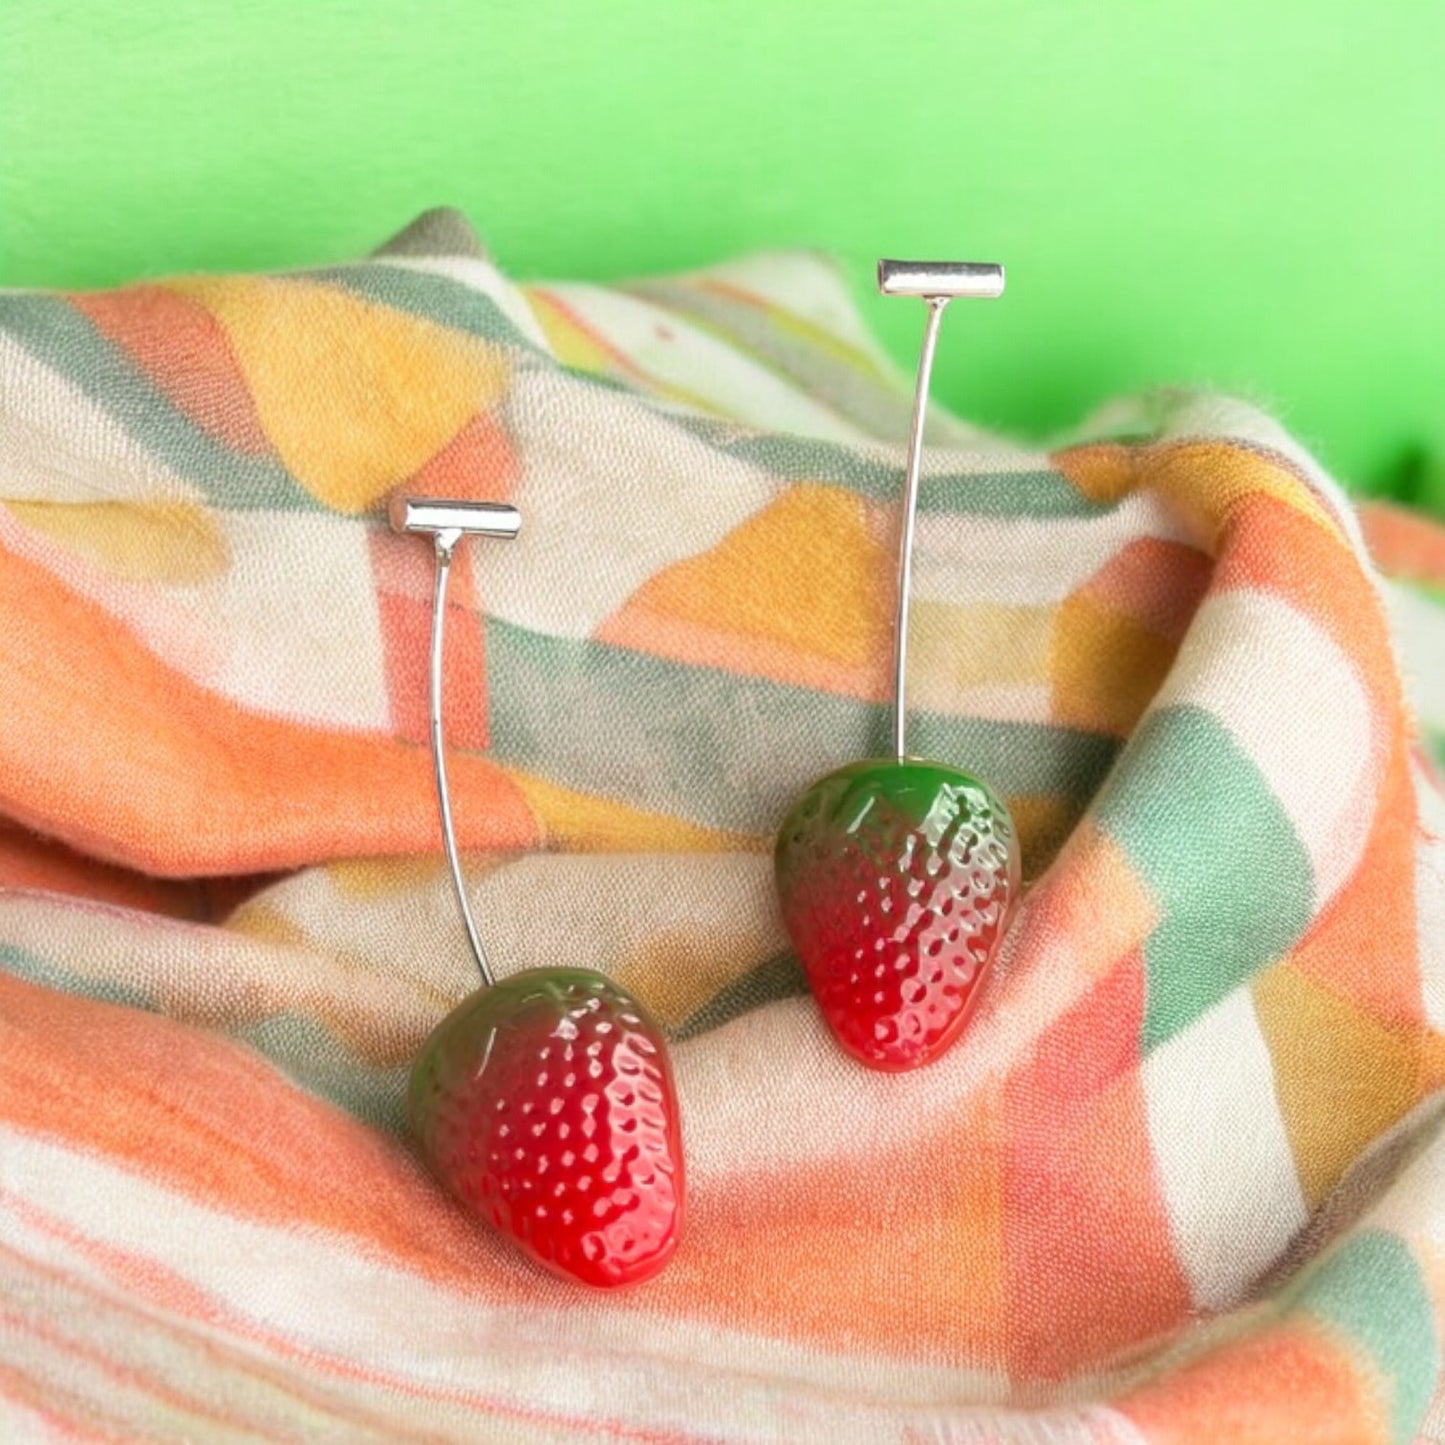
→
(775, 758, 1019, 1071)
(409, 968, 684, 1288)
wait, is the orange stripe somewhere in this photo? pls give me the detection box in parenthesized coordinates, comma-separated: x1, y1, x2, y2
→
(0, 538, 537, 875)
(0, 1359, 116, 1441)
(0, 819, 217, 919)
(403, 409, 518, 502)
(1292, 735, 1427, 1034)
(596, 604, 887, 703)
(0, 1296, 287, 1443)
(0, 1231, 451, 1440)
(1145, 439, 1347, 549)
(0, 972, 511, 1292)
(635, 1089, 1013, 1367)
(1003, 952, 1193, 1379)
(1076, 537, 1213, 640)
(1360, 500, 1445, 585)
(1212, 491, 1402, 723)
(69, 287, 274, 456)
(370, 527, 490, 752)
(1117, 1317, 1381, 1445)
(0, 1210, 714, 1442)
(6, 966, 904, 1430)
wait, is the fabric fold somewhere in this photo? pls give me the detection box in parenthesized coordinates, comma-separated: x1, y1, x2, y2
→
(2, 209, 1444, 1442)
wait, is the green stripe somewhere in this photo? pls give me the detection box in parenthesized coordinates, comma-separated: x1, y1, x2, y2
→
(0, 941, 152, 1012)
(1286, 1229, 1441, 1444)
(340, 262, 1110, 521)
(0, 943, 406, 1130)
(0, 294, 311, 510)
(673, 951, 809, 1041)
(240, 1013, 408, 1131)
(1093, 704, 1314, 1050)
(0, 281, 1100, 524)
(486, 619, 1116, 835)
(303, 263, 538, 351)
(673, 417, 1106, 517)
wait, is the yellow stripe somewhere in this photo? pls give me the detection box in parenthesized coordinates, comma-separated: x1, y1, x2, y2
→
(6, 500, 229, 582)
(506, 768, 765, 853)
(169, 276, 507, 514)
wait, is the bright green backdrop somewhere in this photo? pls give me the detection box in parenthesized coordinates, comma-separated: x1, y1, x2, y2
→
(1, 1, 1440, 503)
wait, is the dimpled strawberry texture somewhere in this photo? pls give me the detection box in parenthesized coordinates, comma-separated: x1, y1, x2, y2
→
(408, 968, 684, 1288)
(776, 759, 1020, 1071)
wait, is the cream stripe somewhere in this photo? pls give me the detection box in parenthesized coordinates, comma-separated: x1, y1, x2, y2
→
(1417, 831, 1445, 1035)
(0, 1384, 75, 1445)
(675, 878, 1142, 1181)
(1386, 580, 1445, 732)
(0, 331, 198, 507)
(0, 1129, 1015, 1443)
(917, 682, 1054, 726)
(683, 251, 897, 367)
(882, 1402, 1153, 1443)
(1356, 1111, 1445, 1250)
(538, 282, 874, 442)
(0, 890, 437, 1052)
(0, 507, 392, 731)
(912, 487, 1192, 609)
(1142, 988, 1309, 1309)
(1417, 758, 1445, 1035)
(484, 367, 780, 638)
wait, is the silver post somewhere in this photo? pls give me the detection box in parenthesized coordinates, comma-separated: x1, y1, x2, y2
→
(878, 258, 1005, 761)
(391, 496, 522, 988)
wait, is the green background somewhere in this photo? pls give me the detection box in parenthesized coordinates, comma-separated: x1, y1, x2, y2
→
(1, 1, 1440, 506)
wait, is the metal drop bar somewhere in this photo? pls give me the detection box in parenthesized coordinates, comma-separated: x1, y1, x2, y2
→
(390, 496, 522, 988)
(878, 258, 1005, 761)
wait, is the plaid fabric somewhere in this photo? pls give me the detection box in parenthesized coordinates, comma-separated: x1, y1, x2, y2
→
(2, 208, 1444, 1442)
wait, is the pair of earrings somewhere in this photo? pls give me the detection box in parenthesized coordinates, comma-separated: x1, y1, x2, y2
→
(396, 260, 1021, 1289)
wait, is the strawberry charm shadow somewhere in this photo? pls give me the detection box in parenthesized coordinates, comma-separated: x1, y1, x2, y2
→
(391, 497, 684, 1288)
(774, 262, 1022, 1072)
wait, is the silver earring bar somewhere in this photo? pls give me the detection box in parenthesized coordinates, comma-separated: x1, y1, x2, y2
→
(388, 495, 522, 988)
(877, 258, 1005, 762)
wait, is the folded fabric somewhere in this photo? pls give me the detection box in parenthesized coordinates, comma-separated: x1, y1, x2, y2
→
(2, 208, 1444, 1443)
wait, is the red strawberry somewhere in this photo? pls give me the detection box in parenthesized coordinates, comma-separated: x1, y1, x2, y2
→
(409, 968, 684, 1288)
(775, 758, 1019, 1071)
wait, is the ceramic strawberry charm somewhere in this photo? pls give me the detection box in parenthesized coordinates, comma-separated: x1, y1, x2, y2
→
(392, 497, 684, 1287)
(775, 262, 1022, 1072)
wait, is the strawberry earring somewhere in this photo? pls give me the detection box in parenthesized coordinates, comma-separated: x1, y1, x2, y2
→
(391, 497, 684, 1287)
(775, 260, 1021, 1072)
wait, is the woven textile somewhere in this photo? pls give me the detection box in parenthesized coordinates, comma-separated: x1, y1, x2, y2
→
(2, 209, 1445, 1442)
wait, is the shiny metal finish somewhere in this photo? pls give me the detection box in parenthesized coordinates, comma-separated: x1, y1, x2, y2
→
(427, 532, 494, 985)
(891, 296, 946, 761)
(877, 259, 1005, 300)
(391, 495, 522, 988)
(881, 259, 1005, 761)
(388, 495, 521, 539)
